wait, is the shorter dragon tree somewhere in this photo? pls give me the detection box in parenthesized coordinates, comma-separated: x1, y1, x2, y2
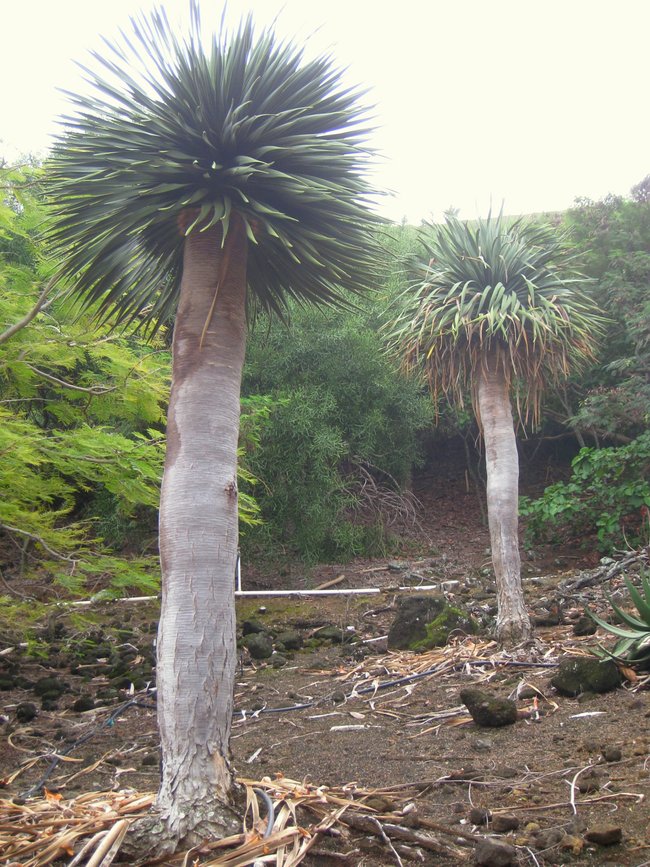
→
(387, 214, 602, 643)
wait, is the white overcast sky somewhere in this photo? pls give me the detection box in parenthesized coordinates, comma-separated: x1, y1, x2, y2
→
(1, 0, 649, 223)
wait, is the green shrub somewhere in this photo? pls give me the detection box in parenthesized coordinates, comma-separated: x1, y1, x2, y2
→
(242, 305, 433, 562)
(520, 433, 650, 552)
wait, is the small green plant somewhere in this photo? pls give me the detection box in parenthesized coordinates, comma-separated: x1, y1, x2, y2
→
(588, 572, 650, 669)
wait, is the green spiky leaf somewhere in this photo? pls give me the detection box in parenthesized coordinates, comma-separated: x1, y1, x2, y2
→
(604, 591, 650, 631)
(624, 574, 650, 623)
(586, 574, 650, 670)
(385, 213, 604, 424)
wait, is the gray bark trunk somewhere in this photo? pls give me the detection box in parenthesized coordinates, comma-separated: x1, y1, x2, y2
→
(476, 358, 532, 645)
(155, 222, 247, 849)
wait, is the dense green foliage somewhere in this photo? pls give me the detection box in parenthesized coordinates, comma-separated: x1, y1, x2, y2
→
(564, 181, 650, 441)
(0, 163, 422, 591)
(521, 433, 650, 551)
(1, 165, 167, 596)
(242, 305, 433, 561)
(521, 180, 650, 554)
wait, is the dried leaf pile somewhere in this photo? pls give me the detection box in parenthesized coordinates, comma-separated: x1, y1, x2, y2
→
(0, 775, 469, 866)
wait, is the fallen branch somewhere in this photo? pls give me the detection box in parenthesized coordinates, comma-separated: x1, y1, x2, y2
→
(340, 811, 463, 857)
(563, 549, 649, 591)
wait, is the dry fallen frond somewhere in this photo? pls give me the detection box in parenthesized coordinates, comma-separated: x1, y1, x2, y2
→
(0, 774, 466, 866)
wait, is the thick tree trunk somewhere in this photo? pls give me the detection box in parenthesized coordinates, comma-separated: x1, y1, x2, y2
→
(476, 358, 532, 645)
(155, 222, 247, 849)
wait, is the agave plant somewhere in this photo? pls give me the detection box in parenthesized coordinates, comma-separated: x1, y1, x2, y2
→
(588, 572, 650, 669)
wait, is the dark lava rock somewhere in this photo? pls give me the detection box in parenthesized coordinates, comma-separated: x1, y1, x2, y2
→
(410, 605, 477, 650)
(491, 813, 520, 833)
(460, 688, 518, 727)
(109, 659, 129, 677)
(474, 837, 517, 866)
(242, 619, 268, 636)
(551, 656, 621, 696)
(313, 625, 348, 644)
(584, 824, 623, 846)
(532, 600, 563, 627)
(73, 696, 96, 712)
(469, 807, 492, 825)
(530, 827, 566, 849)
(33, 677, 66, 697)
(110, 676, 134, 690)
(141, 753, 159, 767)
(387, 594, 445, 649)
(41, 698, 59, 711)
(275, 630, 303, 651)
(111, 670, 147, 691)
(517, 684, 540, 700)
(15, 702, 38, 723)
(243, 633, 273, 659)
(573, 616, 597, 636)
(388, 594, 476, 651)
(577, 768, 601, 793)
(601, 745, 622, 762)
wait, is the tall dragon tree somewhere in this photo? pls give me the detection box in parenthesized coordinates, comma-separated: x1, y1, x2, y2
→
(387, 214, 601, 644)
(46, 5, 381, 851)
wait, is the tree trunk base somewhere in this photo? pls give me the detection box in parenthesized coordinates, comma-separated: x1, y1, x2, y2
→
(121, 797, 242, 862)
(495, 615, 533, 647)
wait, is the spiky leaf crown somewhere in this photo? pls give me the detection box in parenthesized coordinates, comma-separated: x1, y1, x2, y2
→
(47, 4, 383, 331)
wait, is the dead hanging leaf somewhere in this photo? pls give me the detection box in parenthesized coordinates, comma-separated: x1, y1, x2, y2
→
(619, 666, 638, 682)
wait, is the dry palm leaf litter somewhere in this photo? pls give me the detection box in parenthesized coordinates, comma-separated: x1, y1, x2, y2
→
(0, 777, 471, 866)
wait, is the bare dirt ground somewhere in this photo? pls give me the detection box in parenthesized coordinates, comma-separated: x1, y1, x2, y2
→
(1, 476, 649, 865)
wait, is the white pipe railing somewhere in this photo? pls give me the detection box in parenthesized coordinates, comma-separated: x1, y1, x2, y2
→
(69, 584, 440, 605)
